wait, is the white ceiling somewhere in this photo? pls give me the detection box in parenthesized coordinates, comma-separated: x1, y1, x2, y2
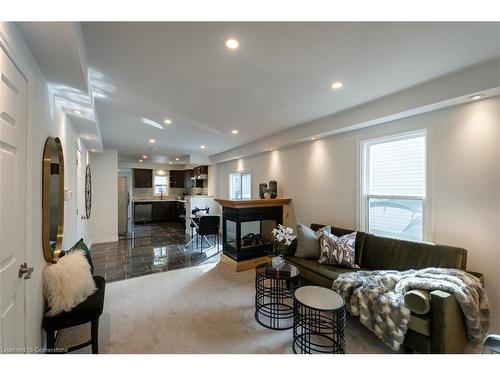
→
(81, 22, 500, 162)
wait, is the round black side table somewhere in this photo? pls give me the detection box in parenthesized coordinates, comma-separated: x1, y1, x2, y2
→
(255, 262, 300, 330)
(293, 286, 346, 354)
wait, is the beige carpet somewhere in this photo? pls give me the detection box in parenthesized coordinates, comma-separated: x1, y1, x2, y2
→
(77, 262, 395, 354)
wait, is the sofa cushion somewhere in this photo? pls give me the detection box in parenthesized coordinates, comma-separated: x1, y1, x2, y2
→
(361, 233, 467, 270)
(311, 224, 366, 266)
(319, 231, 360, 269)
(287, 256, 365, 281)
(295, 224, 330, 259)
(404, 289, 431, 315)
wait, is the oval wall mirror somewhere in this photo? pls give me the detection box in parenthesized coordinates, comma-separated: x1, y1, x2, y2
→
(42, 137, 64, 263)
(85, 164, 92, 219)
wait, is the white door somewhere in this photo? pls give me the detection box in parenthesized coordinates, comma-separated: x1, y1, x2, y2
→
(76, 146, 85, 240)
(0, 46, 28, 350)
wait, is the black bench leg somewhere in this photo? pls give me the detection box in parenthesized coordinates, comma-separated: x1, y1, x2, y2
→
(46, 330, 56, 353)
(91, 319, 99, 354)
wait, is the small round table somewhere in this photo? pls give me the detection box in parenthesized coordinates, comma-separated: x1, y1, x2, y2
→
(255, 262, 300, 330)
(293, 286, 346, 354)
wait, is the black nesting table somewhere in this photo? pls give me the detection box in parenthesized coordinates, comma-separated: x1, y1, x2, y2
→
(293, 285, 346, 354)
(255, 262, 300, 330)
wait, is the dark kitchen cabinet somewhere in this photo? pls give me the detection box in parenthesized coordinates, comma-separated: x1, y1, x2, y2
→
(133, 169, 152, 188)
(169, 170, 185, 188)
(152, 201, 176, 221)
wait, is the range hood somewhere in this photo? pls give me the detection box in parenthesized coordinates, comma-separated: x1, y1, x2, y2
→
(191, 174, 208, 180)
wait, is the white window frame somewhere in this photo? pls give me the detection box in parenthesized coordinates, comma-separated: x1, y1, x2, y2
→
(229, 170, 252, 199)
(359, 129, 430, 242)
(153, 173, 169, 196)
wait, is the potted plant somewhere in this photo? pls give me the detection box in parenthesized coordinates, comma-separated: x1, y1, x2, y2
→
(270, 224, 297, 269)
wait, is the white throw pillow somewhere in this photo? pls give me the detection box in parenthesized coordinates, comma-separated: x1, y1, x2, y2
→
(43, 250, 97, 316)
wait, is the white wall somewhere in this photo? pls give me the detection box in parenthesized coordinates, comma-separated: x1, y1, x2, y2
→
(89, 150, 118, 244)
(215, 96, 500, 331)
(0, 23, 90, 349)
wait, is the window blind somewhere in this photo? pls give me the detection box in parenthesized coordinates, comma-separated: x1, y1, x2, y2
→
(368, 134, 426, 197)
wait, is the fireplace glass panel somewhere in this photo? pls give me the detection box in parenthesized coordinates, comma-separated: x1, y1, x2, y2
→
(240, 219, 276, 249)
(226, 219, 237, 250)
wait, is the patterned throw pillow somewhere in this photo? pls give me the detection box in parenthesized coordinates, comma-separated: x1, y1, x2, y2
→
(319, 231, 360, 269)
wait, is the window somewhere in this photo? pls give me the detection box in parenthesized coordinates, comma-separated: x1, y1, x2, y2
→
(361, 130, 427, 242)
(229, 171, 251, 199)
(153, 174, 168, 195)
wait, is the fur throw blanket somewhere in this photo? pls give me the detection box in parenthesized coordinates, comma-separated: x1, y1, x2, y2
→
(332, 268, 489, 351)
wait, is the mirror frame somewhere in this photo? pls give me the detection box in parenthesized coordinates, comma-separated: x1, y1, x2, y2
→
(42, 136, 65, 263)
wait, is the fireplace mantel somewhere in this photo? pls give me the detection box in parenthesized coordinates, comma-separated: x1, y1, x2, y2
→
(214, 198, 291, 209)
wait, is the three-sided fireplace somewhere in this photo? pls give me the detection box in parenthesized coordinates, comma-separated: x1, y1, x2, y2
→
(215, 198, 291, 263)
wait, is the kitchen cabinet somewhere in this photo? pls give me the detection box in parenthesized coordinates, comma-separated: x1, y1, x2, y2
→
(169, 170, 185, 188)
(151, 201, 177, 221)
(133, 169, 153, 188)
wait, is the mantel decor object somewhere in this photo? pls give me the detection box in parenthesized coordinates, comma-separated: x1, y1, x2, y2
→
(269, 180, 277, 199)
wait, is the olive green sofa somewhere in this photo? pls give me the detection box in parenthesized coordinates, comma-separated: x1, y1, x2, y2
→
(285, 224, 483, 354)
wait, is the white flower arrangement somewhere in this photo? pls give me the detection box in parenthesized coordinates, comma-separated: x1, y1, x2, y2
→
(271, 224, 296, 246)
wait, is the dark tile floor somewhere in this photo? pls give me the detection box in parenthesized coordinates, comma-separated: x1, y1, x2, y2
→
(91, 221, 221, 282)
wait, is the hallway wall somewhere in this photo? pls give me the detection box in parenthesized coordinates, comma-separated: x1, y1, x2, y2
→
(0, 22, 90, 349)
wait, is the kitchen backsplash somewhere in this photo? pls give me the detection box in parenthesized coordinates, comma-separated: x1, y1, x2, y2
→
(133, 187, 208, 200)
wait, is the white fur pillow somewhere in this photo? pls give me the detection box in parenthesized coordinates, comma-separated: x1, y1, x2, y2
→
(43, 250, 97, 316)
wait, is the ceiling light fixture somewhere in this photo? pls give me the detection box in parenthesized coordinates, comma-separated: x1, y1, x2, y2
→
(149, 139, 156, 144)
(90, 149, 96, 152)
(142, 155, 148, 159)
(311, 137, 316, 141)
(232, 129, 239, 134)
(200, 145, 206, 149)
(73, 110, 81, 115)
(224, 38, 239, 50)
(469, 94, 486, 101)
(175, 157, 179, 161)
(139, 159, 143, 163)
(169, 161, 173, 164)
(331, 81, 343, 90)
(85, 135, 92, 140)
(142, 118, 164, 130)
(164, 118, 173, 125)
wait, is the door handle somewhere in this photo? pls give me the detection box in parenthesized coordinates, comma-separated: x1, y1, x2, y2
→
(18, 263, 34, 280)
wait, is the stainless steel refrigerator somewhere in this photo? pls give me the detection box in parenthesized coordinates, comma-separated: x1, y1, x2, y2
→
(118, 176, 130, 235)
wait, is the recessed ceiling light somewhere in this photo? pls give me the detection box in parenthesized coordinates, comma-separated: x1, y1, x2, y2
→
(73, 110, 81, 115)
(311, 137, 316, 141)
(164, 118, 172, 125)
(90, 149, 96, 152)
(139, 159, 143, 163)
(200, 145, 206, 149)
(469, 94, 486, 101)
(142, 155, 148, 159)
(175, 157, 179, 161)
(232, 129, 239, 134)
(169, 161, 173, 164)
(331, 81, 343, 90)
(149, 139, 156, 144)
(224, 38, 239, 50)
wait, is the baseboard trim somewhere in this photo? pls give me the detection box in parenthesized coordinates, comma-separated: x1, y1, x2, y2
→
(91, 236, 119, 245)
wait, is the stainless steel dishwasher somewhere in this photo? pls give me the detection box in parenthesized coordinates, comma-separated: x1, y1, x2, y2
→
(134, 203, 152, 223)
